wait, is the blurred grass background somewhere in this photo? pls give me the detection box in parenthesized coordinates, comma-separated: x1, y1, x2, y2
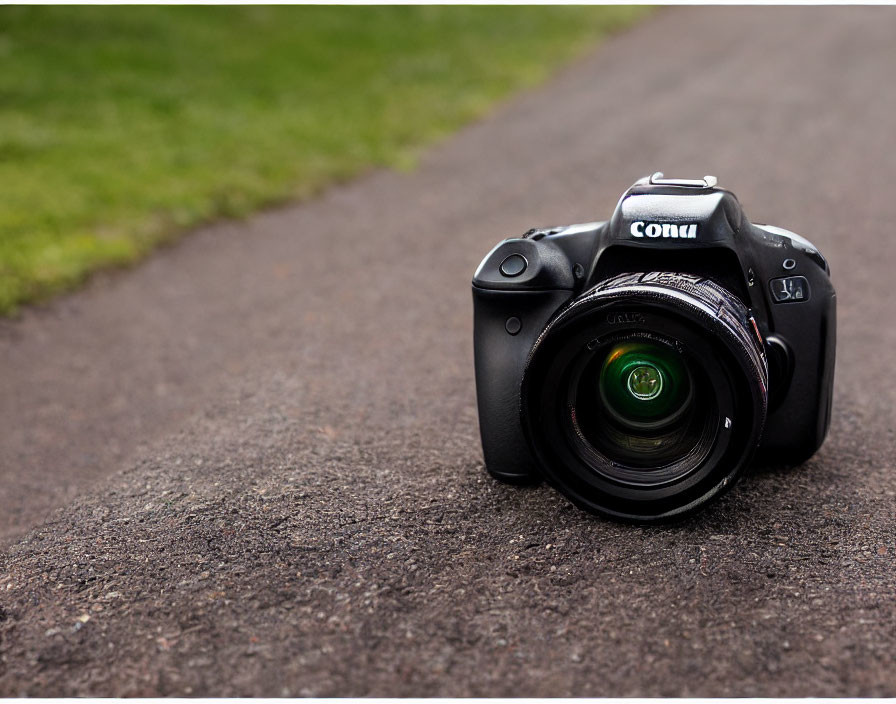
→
(0, 6, 650, 313)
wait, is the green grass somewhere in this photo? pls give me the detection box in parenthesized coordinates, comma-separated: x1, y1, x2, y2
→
(0, 6, 649, 313)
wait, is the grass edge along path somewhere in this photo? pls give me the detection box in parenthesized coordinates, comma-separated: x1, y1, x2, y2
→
(0, 6, 651, 314)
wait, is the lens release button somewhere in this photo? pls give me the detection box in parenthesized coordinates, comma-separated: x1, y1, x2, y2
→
(499, 254, 527, 277)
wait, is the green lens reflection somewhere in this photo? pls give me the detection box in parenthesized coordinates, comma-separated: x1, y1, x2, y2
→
(598, 341, 690, 426)
(627, 364, 663, 400)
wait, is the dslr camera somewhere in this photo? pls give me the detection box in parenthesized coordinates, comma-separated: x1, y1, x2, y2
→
(472, 174, 835, 521)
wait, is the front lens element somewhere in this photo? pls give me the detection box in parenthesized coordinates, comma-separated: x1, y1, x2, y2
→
(575, 337, 706, 472)
(628, 365, 662, 400)
(597, 342, 691, 429)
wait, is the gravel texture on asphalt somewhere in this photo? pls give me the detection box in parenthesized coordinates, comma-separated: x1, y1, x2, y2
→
(2, 6, 896, 696)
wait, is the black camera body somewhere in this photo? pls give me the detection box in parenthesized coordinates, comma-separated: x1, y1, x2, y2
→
(472, 174, 836, 521)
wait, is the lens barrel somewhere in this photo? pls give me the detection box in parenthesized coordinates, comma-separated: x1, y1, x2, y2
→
(521, 272, 767, 521)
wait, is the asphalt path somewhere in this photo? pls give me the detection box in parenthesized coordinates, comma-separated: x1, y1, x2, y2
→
(2, 6, 896, 696)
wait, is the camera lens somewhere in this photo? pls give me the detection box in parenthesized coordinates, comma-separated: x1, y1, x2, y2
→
(521, 272, 767, 521)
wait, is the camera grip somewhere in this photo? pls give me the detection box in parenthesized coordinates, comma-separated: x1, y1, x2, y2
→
(472, 287, 572, 482)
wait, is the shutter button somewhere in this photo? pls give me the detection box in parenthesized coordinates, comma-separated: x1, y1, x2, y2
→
(500, 254, 527, 277)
